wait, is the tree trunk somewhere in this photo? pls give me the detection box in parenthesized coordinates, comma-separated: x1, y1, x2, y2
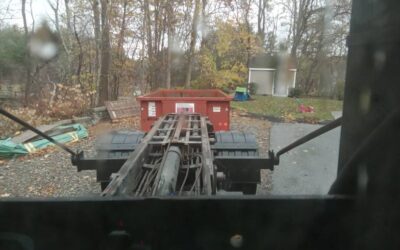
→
(166, 29, 172, 89)
(64, 0, 72, 31)
(244, 0, 252, 76)
(140, 6, 147, 93)
(200, 0, 208, 50)
(152, 0, 163, 89)
(99, 0, 111, 105)
(73, 14, 83, 89)
(166, 1, 174, 89)
(22, 0, 32, 105)
(144, 0, 153, 89)
(30, 0, 35, 31)
(257, 0, 267, 45)
(63, 0, 72, 69)
(111, 0, 128, 100)
(91, 0, 101, 105)
(185, 0, 201, 88)
(49, 0, 71, 74)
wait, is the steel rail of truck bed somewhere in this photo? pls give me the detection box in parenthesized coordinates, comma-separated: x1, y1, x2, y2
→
(101, 113, 275, 197)
(102, 113, 215, 196)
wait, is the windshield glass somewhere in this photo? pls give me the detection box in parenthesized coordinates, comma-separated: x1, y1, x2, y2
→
(0, 0, 351, 198)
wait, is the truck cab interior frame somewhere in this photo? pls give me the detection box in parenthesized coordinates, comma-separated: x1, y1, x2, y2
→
(2, 0, 400, 249)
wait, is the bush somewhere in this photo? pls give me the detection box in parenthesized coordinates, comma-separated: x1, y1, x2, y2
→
(288, 87, 303, 98)
(37, 84, 93, 118)
(248, 82, 258, 95)
(333, 81, 345, 100)
(0, 107, 53, 138)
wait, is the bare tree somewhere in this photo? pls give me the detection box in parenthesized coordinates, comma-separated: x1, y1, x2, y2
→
(265, 13, 278, 52)
(21, 0, 32, 104)
(281, 0, 323, 59)
(281, 0, 351, 94)
(91, 0, 101, 104)
(48, 0, 71, 74)
(111, 0, 129, 99)
(185, 0, 201, 88)
(143, 0, 154, 88)
(257, 0, 268, 46)
(165, 0, 175, 89)
(64, 0, 72, 31)
(30, 0, 35, 31)
(139, 3, 147, 93)
(0, 0, 352, 114)
(98, 0, 111, 105)
(243, 0, 253, 69)
(73, 14, 83, 89)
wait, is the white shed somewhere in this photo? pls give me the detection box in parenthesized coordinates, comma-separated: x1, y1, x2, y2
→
(248, 53, 297, 97)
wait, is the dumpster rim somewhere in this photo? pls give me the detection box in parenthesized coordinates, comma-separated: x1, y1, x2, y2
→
(136, 89, 233, 101)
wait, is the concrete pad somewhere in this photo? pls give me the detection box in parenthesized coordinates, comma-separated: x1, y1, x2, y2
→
(270, 123, 340, 195)
(331, 111, 342, 119)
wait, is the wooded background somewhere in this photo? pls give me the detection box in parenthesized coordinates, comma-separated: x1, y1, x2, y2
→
(0, 0, 351, 116)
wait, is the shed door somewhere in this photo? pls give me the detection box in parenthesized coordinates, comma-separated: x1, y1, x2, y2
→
(249, 70, 275, 95)
(274, 70, 296, 96)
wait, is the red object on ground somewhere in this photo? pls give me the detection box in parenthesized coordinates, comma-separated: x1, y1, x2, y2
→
(137, 89, 233, 131)
(298, 104, 315, 113)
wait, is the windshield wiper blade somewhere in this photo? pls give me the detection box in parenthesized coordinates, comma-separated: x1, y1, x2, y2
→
(273, 117, 342, 165)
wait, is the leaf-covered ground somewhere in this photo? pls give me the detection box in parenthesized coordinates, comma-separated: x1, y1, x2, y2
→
(0, 114, 272, 197)
(0, 107, 55, 138)
(0, 117, 141, 198)
(231, 96, 343, 123)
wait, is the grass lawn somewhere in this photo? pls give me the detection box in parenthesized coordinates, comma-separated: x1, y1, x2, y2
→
(231, 95, 343, 123)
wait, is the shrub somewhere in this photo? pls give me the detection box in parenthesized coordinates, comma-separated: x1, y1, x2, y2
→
(333, 81, 345, 100)
(37, 84, 93, 118)
(288, 87, 303, 98)
(0, 107, 53, 138)
(248, 82, 258, 95)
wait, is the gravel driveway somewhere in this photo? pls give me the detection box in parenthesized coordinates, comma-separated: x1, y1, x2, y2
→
(0, 114, 271, 197)
(230, 112, 272, 194)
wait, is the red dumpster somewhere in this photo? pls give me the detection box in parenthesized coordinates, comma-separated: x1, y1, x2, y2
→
(137, 89, 233, 131)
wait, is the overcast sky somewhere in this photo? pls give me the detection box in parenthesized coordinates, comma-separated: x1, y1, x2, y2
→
(1, 0, 54, 29)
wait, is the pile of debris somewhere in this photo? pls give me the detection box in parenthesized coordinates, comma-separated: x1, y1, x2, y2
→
(0, 97, 140, 158)
(0, 121, 88, 158)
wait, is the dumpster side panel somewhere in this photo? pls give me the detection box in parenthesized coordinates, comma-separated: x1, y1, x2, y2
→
(161, 100, 207, 114)
(138, 90, 232, 132)
(140, 101, 162, 131)
(207, 101, 230, 131)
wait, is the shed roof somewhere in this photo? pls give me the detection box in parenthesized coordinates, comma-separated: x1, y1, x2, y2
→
(249, 53, 278, 68)
(249, 52, 297, 69)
